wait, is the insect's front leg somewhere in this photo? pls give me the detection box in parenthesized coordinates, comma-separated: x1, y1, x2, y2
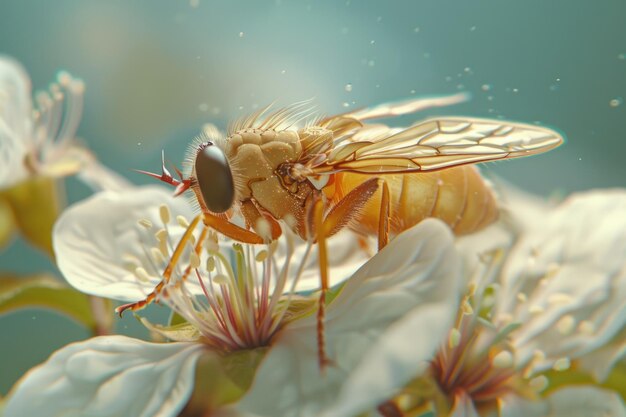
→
(116, 214, 207, 316)
(201, 211, 267, 244)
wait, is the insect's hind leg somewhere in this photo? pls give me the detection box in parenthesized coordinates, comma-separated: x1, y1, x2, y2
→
(378, 178, 390, 251)
(307, 177, 382, 371)
(312, 197, 332, 370)
(116, 214, 204, 316)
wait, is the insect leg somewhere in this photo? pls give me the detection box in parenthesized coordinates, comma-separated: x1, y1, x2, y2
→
(378, 178, 390, 251)
(116, 214, 203, 316)
(201, 212, 267, 244)
(322, 177, 380, 237)
(308, 178, 381, 371)
(312, 196, 332, 371)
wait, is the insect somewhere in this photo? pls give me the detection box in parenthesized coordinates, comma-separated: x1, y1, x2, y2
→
(119, 93, 563, 366)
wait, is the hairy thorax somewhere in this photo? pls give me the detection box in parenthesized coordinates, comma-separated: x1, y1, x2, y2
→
(223, 127, 332, 230)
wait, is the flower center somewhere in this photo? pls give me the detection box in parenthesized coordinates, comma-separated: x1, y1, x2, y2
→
(131, 205, 316, 352)
(431, 312, 517, 409)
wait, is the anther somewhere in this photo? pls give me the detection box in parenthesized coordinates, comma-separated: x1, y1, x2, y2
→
(529, 375, 548, 392)
(134, 267, 152, 283)
(492, 350, 514, 368)
(553, 357, 571, 371)
(449, 328, 461, 349)
(159, 204, 171, 224)
(548, 293, 573, 305)
(138, 219, 153, 229)
(255, 250, 268, 263)
(177, 215, 190, 228)
(206, 257, 215, 272)
(578, 320, 595, 335)
(556, 315, 576, 335)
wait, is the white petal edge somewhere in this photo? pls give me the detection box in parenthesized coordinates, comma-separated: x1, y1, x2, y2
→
(0, 56, 32, 188)
(500, 386, 626, 417)
(5, 335, 204, 417)
(53, 186, 196, 301)
(237, 219, 462, 417)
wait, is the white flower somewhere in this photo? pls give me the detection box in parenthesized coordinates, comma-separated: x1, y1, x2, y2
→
(0, 55, 128, 191)
(364, 189, 626, 417)
(5, 187, 463, 417)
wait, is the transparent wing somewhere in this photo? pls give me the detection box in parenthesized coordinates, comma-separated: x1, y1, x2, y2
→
(312, 117, 564, 174)
(343, 92, 469, 121)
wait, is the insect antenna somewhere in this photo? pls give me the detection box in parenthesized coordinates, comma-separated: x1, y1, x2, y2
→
(135, 149, 191, 196)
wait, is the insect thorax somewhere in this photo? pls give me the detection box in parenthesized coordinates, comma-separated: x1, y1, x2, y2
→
(223, 126, 333, 227)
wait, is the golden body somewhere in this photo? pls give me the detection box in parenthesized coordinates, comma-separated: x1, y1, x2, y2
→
(214, 126, 498, 241)
(331, 167, 498, 237)
(191, 96, 563, 244)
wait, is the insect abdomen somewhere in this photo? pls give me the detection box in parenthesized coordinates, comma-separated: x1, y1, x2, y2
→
(332, 166, 498, 236)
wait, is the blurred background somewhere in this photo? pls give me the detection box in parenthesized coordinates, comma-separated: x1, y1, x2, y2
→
(0, 0, 624, 395)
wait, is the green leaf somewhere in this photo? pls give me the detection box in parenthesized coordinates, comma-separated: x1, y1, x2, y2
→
(0, 273, 97, 331)
(1, 177, 63, 257)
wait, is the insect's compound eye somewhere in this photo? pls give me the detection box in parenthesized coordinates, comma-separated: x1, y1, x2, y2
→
(195, 143, 235, 213)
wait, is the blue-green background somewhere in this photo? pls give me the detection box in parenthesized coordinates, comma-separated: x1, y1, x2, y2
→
(0, 0, 625, 395)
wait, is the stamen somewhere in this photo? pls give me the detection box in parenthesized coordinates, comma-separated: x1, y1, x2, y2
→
(213, 274, 229, 285)
(461, 298, 473, 315)
(133, 267, 153, 283)
(255, 250, 268, 262)
(206, 256, 216, 272)
(578, 320, 595, 335)
(528, 375, 548, 392)
(548, 293, 573, 305)
(150, 247, 166, 264)
(492, 351, 514, 368)
(552, 357, 571, 371)
(556, 315, 576, 335)
(138, 219, 153, 229)
(159, 204, 171, 224)
(177, 215, 190, 228)
(449, 328, 461, 349)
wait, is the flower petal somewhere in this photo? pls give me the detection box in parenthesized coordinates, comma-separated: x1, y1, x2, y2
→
(0, 56, 32, 188)
(237, 219, 462, 417)
(495, 190, 626, 371)
(500, 386, 626, 417)
(576, 338, 626, 381)
(53, 186, 196, 301)
(4, 335, 204, 417)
